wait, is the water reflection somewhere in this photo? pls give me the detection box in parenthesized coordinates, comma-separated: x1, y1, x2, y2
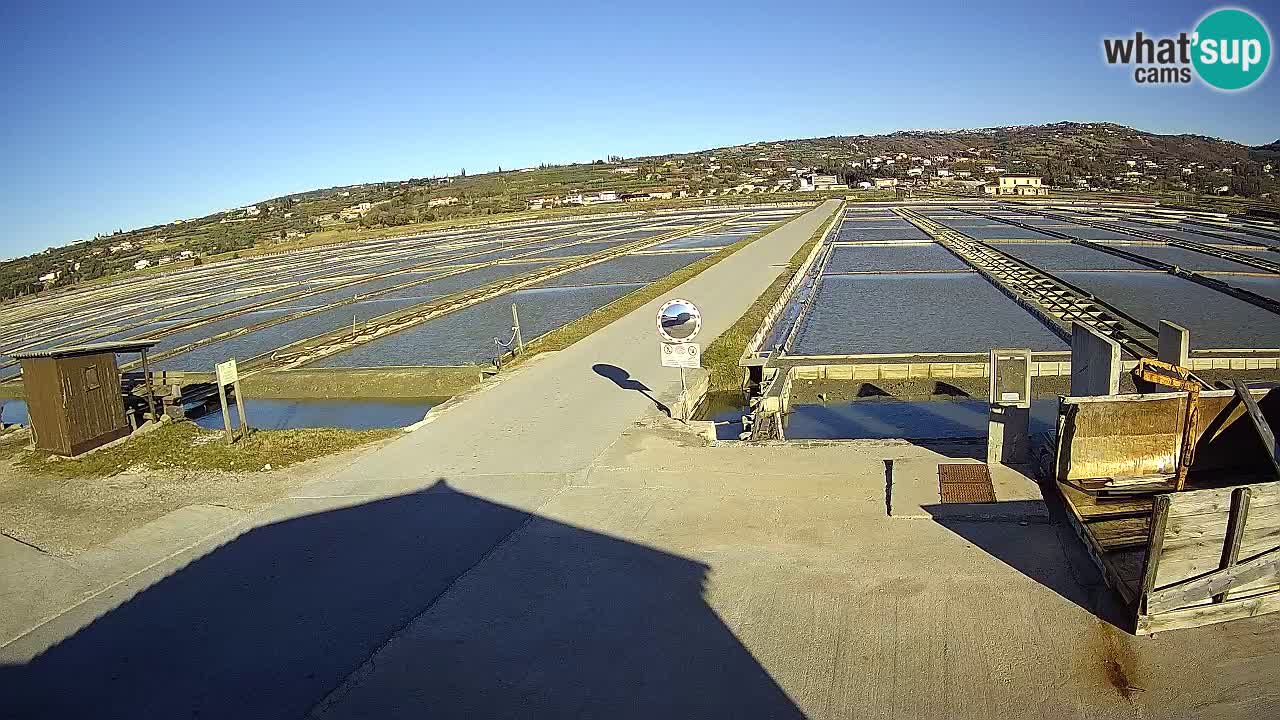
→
(1, 398, 28, 425)
(784, 397, 1057, 440)
(1, 397, 437, 431)
(194, 398, 437, 431)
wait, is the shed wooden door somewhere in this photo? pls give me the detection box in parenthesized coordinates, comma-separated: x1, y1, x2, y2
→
(20, 357, 71, 454)
(57, 354, 127, 451)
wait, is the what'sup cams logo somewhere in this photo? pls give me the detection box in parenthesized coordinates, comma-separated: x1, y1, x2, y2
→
(1103, 7, 1271, 90)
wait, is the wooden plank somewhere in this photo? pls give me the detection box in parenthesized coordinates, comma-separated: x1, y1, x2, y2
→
(1164, 482, 1280, 519)
(1215, 487, 1252, 603)
(1236, 488, 1280, 598)
(217, 381, 233, 445)
(1147, 546, 1280, 614)
(1057, 390, 1270, 483)
(1138, 588, 1280, 634)
(1156, 537, 1280, 595)
(1157, 502, 1280, 586)
(1089, 516, 1153, 550)
(1056, 481, 1135, 605)
(233, 378, 249, 444)
(1154, 482, 1280, 601)
(1059, 482, 1154, 520)
(1138, 495, 1171, 614)
(1106, 549, 1147, 584)
(1231, 381, 1280, 479)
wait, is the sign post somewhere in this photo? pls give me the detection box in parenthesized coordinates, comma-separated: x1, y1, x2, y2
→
(657, 299, 703, 421)
(215, 358, 249, 444)
(988, 348, 1031, 465)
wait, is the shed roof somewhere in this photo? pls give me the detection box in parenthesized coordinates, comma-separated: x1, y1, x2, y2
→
(11, 340, 160, 360)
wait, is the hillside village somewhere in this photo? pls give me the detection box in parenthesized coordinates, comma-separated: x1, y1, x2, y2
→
(2, 122, 1276, 302)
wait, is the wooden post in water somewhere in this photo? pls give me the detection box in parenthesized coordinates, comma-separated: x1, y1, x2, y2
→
(217, 380, 233, 444)
(140, 347, 158, 421)
(233, 378, 249, 443)
(511, 304, 524, 355)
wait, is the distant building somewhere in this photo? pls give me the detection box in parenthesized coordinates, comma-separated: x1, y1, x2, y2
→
(133, 259, 152, 270)
(872, 178, 899, 189)
(339, 202, 376, 220)
(984, 175, 1048, 196)
(798, 173, 839, 191)
(427, 196, 459, 208)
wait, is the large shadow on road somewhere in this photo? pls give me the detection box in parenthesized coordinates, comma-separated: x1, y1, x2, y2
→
(0, 481, 801, 719)
(922, 498, 1133, 631)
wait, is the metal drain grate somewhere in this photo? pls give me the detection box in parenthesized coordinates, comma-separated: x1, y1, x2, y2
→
(938, 463, 996, 504)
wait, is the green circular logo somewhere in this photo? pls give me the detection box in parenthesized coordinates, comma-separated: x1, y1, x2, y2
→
(1193, 8, 1271, 90)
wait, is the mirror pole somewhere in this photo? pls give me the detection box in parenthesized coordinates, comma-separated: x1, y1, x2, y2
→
(679, 366, 687, 423)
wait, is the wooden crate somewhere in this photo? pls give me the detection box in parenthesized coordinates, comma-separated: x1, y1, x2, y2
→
(1054, 388, 1280, 633)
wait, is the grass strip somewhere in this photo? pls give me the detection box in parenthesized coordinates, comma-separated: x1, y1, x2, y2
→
(515, 214, 801, 360)
(12, 421, 396, 479)
(701, 208, 839, 391)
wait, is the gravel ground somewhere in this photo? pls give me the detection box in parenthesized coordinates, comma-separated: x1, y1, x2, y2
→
(0, 425, 397, 556)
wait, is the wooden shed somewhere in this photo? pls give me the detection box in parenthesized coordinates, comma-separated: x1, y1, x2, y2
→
(12, 340, 159, 456)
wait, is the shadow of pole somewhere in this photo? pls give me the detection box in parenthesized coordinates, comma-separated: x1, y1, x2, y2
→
(0, 481, 802, 719)
(592, 363, 670, 416)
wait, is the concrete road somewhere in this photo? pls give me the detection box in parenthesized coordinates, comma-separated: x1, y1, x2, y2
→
(5, 195, 1277, 719)
(308, 199, 841, 483)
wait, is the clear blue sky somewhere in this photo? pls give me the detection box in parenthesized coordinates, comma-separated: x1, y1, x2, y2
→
(2, 0, 1276, 256)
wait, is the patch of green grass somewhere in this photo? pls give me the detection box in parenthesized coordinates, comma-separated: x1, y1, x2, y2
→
(701, 208, 839, 391)
(516, 214, 800, 359)
(14, 421, 397, 479)
(0, 433, 28, 462)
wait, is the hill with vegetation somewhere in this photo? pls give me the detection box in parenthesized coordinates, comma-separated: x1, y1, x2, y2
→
(3, 121, 1276, 302)
(1250, 140, 1280, 163)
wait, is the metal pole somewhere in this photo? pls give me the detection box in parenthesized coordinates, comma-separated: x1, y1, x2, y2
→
(679, 366, 687, 422)
(511, 303, 524, 355)
(140, 348, 157, 421)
